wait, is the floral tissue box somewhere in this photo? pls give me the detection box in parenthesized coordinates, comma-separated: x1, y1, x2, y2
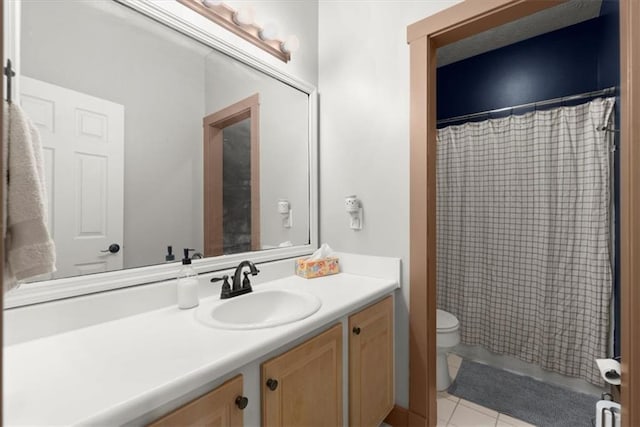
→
(295, 256, 340, 279)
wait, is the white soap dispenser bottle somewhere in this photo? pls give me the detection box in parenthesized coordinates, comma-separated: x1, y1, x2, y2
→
(177, 248, 199, 309)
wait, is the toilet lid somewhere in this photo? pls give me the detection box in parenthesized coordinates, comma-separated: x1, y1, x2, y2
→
(437, 309, 459, 331)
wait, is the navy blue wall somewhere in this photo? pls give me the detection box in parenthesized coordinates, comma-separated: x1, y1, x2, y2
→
(599, 0, 621, 89)
(437, 3, 620, 121)
(437, 1, 621, 356)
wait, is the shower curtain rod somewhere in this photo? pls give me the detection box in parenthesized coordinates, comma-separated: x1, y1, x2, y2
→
(437, 86, 617, 126)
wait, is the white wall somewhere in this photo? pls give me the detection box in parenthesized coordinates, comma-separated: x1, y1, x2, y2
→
(317, 0, 462, 408)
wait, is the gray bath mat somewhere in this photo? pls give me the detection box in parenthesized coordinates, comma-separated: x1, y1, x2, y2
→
(448, 359, 598, 426)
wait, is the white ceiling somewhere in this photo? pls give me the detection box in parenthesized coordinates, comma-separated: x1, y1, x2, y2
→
(437, 0, 603, 67)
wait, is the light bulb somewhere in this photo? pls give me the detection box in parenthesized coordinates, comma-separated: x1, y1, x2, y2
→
(281, 35, 300, 53)
(202, 0, 222, 7)
(259, 22, 279, 41)
(233, 6, 255, 26)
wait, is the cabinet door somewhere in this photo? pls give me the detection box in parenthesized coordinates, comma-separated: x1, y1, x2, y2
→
(148, 375, 245, 427)
(349, 296, 394, 427)
(262, 324, 343, 427)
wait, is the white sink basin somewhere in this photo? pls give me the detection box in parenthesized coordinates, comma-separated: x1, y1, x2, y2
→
(195, 289, 322, 330)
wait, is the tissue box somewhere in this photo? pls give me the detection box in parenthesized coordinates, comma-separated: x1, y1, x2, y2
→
(295, 256, 340, 279)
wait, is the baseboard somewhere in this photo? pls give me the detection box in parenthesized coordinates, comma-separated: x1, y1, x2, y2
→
(408, 409, 429, 426)
(384, 405, 409, 426)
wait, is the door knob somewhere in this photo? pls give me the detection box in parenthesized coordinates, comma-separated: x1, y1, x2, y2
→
(352, 326, 361, 335)
(101, 243, 120, 254)
(235, 396, 249, 410)
(266, 378, 278, 391)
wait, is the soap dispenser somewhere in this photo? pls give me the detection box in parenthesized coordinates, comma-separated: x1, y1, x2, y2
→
(165, 245, 175, 262)
(177, 248, 199, 309)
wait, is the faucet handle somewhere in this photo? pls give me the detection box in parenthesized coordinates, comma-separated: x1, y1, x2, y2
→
(242, 271, 255, 289)
(211, 275, 232, 298)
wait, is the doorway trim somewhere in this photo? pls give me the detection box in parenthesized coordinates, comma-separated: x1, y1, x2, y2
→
(407, 1, 638, 426)
(1, 0, 5, 419)
(203, 93, 260, 257)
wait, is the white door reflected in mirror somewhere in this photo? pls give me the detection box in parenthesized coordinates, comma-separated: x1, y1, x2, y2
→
(20, 76, 124, 280)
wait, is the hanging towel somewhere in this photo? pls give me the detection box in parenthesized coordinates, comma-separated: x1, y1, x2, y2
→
(3, 101, 56, 291)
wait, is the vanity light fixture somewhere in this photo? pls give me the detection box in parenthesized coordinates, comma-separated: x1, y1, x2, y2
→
(259, 22, 279, 41)
(281, 35, 300, 54)
(232, 5, 255, 26)
(176, 0, 296, 63)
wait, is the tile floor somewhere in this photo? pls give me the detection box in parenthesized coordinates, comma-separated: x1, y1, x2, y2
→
(437, 354, 535, 427)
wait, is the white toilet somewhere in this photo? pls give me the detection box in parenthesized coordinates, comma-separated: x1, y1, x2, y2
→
(436, 309, 460, 391)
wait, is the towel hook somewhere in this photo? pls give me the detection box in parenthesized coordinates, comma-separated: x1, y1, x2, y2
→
(4, 59, 15, 104)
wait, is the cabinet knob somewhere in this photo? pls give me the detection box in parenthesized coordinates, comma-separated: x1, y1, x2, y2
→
(266, 378, 279, 391)
(235, 396, 248, 410)
(352, 326, 361, 335)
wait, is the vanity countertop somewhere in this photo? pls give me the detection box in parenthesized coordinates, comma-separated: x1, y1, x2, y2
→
(4, 273, 398, 426)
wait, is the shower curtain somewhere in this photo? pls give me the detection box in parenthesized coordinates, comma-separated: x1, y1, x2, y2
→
(436, 97, 615, 385)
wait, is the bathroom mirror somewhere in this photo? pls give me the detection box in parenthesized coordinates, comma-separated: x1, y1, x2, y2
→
(5, 0, 317, 304)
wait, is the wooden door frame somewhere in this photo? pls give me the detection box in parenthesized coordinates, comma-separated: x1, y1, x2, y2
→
(1, 0, 5, 421)
(203, 93, 260, 257)
(407, 1, 639, 426)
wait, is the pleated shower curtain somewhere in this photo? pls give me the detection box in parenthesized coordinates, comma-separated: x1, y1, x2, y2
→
(436, 97, 615, 385)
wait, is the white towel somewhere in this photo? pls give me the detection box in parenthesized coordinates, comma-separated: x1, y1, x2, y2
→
(3, 101, 56, 291)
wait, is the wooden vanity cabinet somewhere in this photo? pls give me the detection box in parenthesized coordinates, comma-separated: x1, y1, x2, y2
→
(261, 324, 343, 426)
(349, 296, 394, 427)
(148, 375, 246, 427)
(148, 296, 393, 427)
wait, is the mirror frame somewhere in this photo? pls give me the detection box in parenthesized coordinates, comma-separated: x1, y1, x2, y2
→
(4, 0, 318, 308)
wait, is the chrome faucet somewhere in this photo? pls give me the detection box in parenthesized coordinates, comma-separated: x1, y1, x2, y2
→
(211, 260, 260, 299)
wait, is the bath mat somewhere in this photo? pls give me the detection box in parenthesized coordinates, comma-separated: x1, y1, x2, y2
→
(448, 359, 599, 427)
